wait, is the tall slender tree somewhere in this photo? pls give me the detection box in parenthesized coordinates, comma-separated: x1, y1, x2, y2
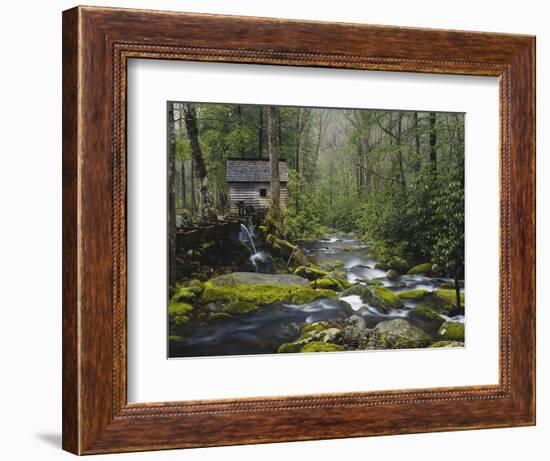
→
(182, 103, 215, 220)
(268, 106, 282, 233)
(429, 112, 437, 176)
(167, 103, 177, 289)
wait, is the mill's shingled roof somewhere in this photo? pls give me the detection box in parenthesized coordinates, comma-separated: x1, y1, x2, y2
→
(226, 158, 288, 183)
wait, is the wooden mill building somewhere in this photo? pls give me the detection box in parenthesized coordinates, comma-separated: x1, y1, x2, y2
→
(226, 158, 288, 216)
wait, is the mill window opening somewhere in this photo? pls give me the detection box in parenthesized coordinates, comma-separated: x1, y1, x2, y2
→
(259, 188, 267, 197)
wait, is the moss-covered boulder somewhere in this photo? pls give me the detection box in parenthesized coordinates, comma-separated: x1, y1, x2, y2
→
(388, 257, 409, 273)
(343, 315, 368, 345)
(168, 335, 183, 342)
(203, 274, 338, 307)
(168, 301, 193, 326)
(407, 263, 433, 275)
(407, 306, 446, 332)
(266, 234, 312, 266)
(417, 291, 460, 315)
(386, 269, 400, 280)
(266, 234, 296, 257)
(310, 278, 338, 290)
(315, 327, 343, 344)
(300, 342, 345, 353)
(300, 322, 329, 336)
(294, 265, 329, 281)
(341, 284, 372, 302)
(370, 286, 403, 312)
(202, 282, 291, 304)
(429, 340, 464, 348)
(374, 318, 430, 347)
(171, 280, 203, 302)
(224, 301, 257, 314)
(277, 342, 303, 353)
(366, 279, 384, 287)
(374, 262, 389, 271)
(209, 312, 232, 321)
(209, 272, 309, 287)
(437, 321, 465, 341)
(434, 289, 465, 307)
(397, 289, 430, 300)
(289, 287, 337, 304)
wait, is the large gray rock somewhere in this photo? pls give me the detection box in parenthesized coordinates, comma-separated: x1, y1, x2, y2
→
(209, 272, 309, 287)
(345, 315, 367, 330)
(374, 318, 429, 343)
(341, 284, 372, 302)
(344, 315, 368, 345)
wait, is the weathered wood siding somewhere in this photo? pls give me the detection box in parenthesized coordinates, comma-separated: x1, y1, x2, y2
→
(229, 182, 288, 215)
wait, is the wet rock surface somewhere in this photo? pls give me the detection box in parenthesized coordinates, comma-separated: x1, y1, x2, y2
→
(169, 233, 465, 357)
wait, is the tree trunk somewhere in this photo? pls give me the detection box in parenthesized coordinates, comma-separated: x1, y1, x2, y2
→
(294, 110, 301, 172)
(167, 103, 177, 289)
(396, 113, 406, 189)
(413, 112, 421, 173)
(190, 158, 196, 213)
(180, 160, 186, 209)
(429, 112, 437, 177)
(177, 108, 186, 208)
(454, 266, 461, 311)
(268, 106, 282, 233)
(258, 107, 264, 158)
(183, 103, 215, 221)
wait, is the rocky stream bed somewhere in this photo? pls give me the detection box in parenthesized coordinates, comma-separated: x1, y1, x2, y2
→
(168, 233, 465, 358)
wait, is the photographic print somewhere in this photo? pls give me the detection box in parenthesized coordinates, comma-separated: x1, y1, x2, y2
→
(167, 102, 465, 358)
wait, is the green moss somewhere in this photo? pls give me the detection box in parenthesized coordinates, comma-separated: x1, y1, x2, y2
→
(386, 269, 400, 280)
(366, 279, 384, 287)
(310, 278, 339, 291)
(168, 301, 193, 314)
(434, 289, 465, 307)
(172, 287, 195, 302)
(300, 322, 328, 336)
(341, 284, 371, 302)
(407, 263, 433, 275)
(201, 281, 295, 304)
(293, 265, 329, 280)
(266, 234, 299, 258)
(168, 301, 193, 325)
(209, 312, 232, 321)
(373, 286, 403, 309)
(311, 276, 349, 291)
(374, 262, 389, 271)
(224, 301, 257, 314)
(168, 335, 183, 342)
(277, 342, 302, 353)
(429, 340, 464, 348)
(409, 306, 445, 323)
(397, 289, 430, 300)
(289, 288, 336, 304)
(437, 321, 465, 341)
(408, 307, 445, 333)
(172, 280, 203, 302)
(388, 257, 408, 273)
(300, 342, 345, 353)
(201, 281, 335, 306)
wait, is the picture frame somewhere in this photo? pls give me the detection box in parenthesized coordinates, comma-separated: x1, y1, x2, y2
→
(62, 5, 535, 455)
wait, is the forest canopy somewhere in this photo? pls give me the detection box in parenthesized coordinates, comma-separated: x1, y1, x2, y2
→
(168, 102, 464, 284)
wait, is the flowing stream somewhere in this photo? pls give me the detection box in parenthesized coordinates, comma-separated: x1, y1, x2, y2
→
(169, 234, 464, 358)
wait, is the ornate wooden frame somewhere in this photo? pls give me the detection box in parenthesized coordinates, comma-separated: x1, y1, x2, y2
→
(62, 5, 536, 455)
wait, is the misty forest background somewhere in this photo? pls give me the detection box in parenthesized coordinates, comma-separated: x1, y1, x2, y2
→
(168, 102, 464, 288)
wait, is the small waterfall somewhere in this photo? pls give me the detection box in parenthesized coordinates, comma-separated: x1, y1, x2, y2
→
(240, 223, 257, 254)
(240, 223, 272, 273)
